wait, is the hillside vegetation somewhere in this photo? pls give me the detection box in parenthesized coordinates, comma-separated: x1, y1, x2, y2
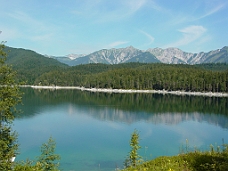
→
(4, 46, 228, 93)
(4, 46, 68, 84)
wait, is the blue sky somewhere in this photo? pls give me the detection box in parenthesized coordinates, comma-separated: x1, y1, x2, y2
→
(0, 0, 227, 56)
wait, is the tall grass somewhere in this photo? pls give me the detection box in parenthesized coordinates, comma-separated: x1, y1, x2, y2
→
(122, 137, 228, 171)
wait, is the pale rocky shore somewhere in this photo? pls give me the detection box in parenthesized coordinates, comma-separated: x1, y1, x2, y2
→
(19, 85, 228, 97)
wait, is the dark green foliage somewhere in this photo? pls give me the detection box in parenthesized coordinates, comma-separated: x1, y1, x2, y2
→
(14, 160, 43, 171)
(80, 64, 228, 92)
(195, 63, 228, 71)
(4, 46, 68, 84)
(32, 63, 228, 93)
(181, 144, 228, 171)
(0, 43, 21, 170)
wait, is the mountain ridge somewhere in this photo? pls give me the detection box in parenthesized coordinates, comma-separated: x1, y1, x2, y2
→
(4, 45, 228, 66)
(51, 46, 228, 66)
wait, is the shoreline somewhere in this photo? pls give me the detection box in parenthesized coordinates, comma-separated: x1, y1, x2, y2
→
(20, 85, 228, 97)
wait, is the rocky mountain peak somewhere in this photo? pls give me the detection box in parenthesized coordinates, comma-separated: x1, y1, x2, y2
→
(50, 46, 228, 66)
(86, 46, 142, 64)
(147, 47, 191, 64)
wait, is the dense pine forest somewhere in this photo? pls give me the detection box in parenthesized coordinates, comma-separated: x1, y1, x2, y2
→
(30, 63, 228, 93)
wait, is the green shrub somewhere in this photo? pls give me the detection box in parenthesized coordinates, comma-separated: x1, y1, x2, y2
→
(124, 129, 142, 169)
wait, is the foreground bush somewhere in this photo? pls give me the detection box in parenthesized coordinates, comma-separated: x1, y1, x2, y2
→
(122, 145, 228, 171)
(13, 137, 60, 171)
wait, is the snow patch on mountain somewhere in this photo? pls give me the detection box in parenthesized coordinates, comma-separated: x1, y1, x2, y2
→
(66, 54, 86, 60)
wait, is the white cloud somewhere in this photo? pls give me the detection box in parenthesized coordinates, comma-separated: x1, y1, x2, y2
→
(71, 0, 149, 23)
(125, 0, 147, 14)
(6, 11, 58, 43)
(148, 0, 168, 12)
(108, 41, 129, 48)
(198, 2, 226, 20)
(163, 1, 226, 27)
(165, 25, 207, 48)
(139, 30, 155, 45)
(8, 11, 43, 29)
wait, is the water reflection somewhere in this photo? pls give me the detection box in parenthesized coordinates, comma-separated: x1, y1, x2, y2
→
(14, 88, 228, 171)
(18, 88, 228, 129)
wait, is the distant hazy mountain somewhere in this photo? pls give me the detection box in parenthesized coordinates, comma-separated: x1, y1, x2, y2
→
(148, 46, 228, 64)
(48, 54, 86, 66)
(49, 46, 228, 66)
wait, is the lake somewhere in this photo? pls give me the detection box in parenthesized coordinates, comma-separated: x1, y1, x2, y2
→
(13, 88, 228, 171)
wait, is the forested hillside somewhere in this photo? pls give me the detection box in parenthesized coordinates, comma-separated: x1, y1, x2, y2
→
(3, 46, 228, 93)
(4, 46, 68, 84)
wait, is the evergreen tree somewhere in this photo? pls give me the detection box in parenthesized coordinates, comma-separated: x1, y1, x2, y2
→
(37, 137, 60, 171)
(0, 43, 21, 170)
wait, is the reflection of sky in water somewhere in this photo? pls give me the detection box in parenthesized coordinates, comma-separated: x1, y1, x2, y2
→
(13, 102, 228, 171)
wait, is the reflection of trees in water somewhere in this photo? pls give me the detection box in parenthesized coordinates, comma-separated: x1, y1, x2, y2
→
(81, 108, 228, 129)
(17, 88, 228, 129)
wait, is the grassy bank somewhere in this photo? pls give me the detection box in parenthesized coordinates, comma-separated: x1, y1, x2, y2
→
(121, 145, 228, 171)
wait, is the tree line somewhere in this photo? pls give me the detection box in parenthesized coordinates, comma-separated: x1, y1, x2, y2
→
(34, 63, 228, 93)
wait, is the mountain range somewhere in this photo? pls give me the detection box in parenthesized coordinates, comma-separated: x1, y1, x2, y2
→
(50, 46, 228, 66)
(3, 45, 228, 87)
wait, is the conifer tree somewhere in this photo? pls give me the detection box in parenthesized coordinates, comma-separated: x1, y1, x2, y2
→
(0, 42, 21, 170)
(37, 137, 60, 171)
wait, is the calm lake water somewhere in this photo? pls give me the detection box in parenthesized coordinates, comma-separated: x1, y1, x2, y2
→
(13, 88, 228, 171)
